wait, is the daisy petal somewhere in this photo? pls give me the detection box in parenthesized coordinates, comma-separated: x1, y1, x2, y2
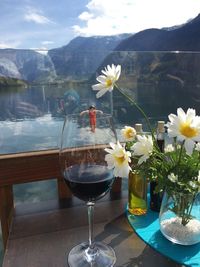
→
(92, 83, 105, 91)
(96, 88, 108, 98)
(184, 139, 195, 155)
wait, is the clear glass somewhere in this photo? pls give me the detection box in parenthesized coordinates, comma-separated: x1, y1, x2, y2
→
(159, 191, 200, 245)
(59, 113, 117, 267)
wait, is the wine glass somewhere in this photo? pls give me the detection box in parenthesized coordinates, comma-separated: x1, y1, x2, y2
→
(59, 113, 117, 267)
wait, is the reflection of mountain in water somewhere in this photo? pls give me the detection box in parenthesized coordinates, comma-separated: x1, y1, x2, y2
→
(0, 84, 84, 120)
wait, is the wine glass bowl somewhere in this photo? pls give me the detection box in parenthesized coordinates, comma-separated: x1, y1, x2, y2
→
(64, 163, 114, 202)
(59, 113, 117, 267)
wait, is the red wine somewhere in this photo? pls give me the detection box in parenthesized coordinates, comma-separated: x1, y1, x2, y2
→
(64, 164, 114, 201)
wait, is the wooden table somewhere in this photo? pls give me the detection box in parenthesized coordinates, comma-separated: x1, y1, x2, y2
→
(2, 193, 183, 267)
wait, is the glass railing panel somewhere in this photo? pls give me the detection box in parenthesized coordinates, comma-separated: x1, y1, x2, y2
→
(1, 51, 200, 154)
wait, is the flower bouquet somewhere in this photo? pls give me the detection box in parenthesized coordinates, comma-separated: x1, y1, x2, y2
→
(92, 64, 200, 245)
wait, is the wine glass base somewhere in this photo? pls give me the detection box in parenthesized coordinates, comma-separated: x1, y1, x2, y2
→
(67, 241, 116, 267)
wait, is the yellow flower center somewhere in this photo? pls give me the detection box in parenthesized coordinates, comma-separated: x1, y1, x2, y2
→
(115, 155, 125, 165)
(106, 78, 113, 87)
(180, 123, 198, 138)
(126, 129, 133, 138)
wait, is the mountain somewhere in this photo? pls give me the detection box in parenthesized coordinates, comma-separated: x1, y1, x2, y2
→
(0, 49, 56, 82)
(95, 14, 200, 121)
(0, 76, 28, 88)
(0, 35, 130, 83)
(1, 14, 200, 84)
(115, 14, 200, 51)
(48, 34, 130, 79)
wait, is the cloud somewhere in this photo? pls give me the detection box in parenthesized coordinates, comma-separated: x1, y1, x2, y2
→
(34, 49, 49, 55)
(0, 41, 21, 49)
(29, 41, 55, 53)
(41, 41, 54, 45)
(79, 11, 94, 21)
(73, 0, 200, 36)
(24, 7, 53, 24)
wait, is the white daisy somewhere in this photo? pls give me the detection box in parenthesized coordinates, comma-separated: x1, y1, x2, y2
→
(168, 173, 178, 183)
(166, 108, 200, 155)
(189, 181, 198, 189)
(131, 135, 153, 165)
(164, 144, 175, 153)
(121, 126, 136, 142)
(195, 142, 200, 152)
(105, 141, 131, 178)
(92, 64, 121, 98)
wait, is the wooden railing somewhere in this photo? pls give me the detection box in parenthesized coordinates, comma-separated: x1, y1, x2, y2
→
(0, 148, 121, 250)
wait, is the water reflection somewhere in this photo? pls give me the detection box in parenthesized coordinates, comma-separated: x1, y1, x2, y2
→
(0, 83, 85, 121)
(0, 115, 63, 154)
(0, 85, 84, 154)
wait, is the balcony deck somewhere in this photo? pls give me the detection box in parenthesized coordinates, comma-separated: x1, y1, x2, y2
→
(2, 193, 182, 267)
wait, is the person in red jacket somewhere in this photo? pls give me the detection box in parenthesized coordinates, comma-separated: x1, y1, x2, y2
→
(80, 105, 103, 132)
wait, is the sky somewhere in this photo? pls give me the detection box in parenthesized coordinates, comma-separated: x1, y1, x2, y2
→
(0, 0, 200, 51)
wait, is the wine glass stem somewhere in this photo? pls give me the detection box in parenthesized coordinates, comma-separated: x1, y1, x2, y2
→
(87, 201, 95, 249)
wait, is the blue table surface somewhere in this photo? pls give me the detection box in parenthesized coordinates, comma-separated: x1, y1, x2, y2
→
(127, 206, 200, 267)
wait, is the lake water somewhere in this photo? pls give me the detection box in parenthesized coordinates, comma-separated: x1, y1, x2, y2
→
(0, 115, 63, 154)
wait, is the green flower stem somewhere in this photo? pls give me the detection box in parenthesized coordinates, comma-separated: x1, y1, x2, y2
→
(187, 195, 196, 221)
(116, 86, 156, 143)
(177, 141, 184, 167)
(173, 142, 193, 226)
(174, 192, 196, 226)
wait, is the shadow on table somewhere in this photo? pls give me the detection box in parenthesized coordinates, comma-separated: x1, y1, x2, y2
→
(95, 213, 131, 248)
(94, 213, 187, 267)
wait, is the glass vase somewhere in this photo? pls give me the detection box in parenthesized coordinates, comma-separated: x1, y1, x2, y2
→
(128, 171, 147, 215)
(159, 191, 200, 245)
